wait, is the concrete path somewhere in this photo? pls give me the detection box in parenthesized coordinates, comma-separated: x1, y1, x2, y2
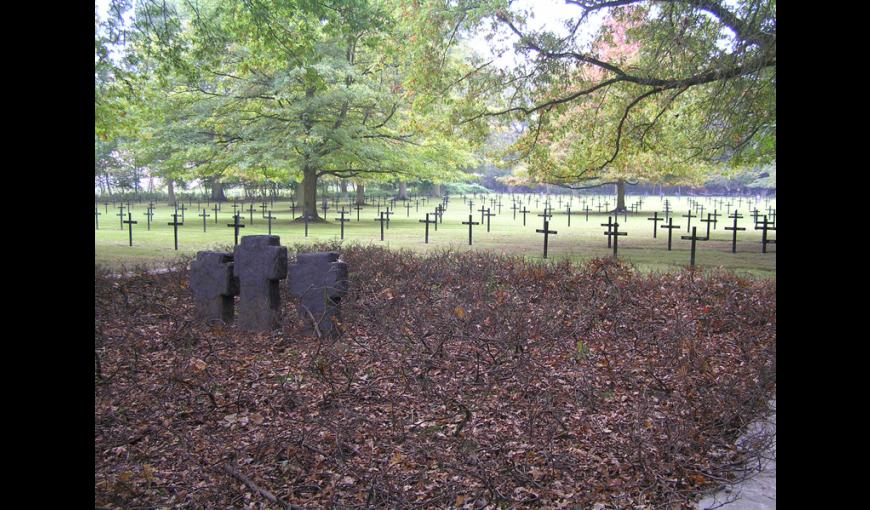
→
(697, 400, 776, 510)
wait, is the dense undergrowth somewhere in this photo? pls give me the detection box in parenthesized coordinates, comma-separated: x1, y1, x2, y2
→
(95, 244, 775, 509)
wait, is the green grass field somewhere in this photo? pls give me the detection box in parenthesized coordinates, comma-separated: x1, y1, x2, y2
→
(95, 194, 776, 277)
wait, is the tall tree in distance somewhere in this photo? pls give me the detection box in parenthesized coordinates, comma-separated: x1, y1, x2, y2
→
(111, 0, 478, 220)
(460, 0, 775, 208)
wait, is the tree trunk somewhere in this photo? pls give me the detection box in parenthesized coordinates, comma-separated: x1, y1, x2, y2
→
(340, 180, 348, 201)
(397, 182, 408, 200)
(431, 183, 441, 197)
(356, 183, 366, 205)
(103, 171, 113, 198)
(210, 180, 227, 202)
(300, 166, 321, 221)
(614, 179, 627, 212)
(167, 180, 176, 206)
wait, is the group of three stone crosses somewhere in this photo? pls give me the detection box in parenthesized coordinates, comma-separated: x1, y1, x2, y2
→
(190, 235, 348, 334)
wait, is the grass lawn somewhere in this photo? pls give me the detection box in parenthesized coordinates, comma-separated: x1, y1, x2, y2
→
(95, 194, 776, 277)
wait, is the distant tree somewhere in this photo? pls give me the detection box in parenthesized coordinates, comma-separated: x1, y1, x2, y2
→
(457, 0, 775, 209)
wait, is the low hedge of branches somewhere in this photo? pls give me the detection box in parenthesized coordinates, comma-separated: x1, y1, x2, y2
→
(96, 244, 775, 509)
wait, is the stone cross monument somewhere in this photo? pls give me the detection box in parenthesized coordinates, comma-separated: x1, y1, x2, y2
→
(190, 251, 239, 324)
(233, 235, 288, 331)
(288, 252, 348, 335)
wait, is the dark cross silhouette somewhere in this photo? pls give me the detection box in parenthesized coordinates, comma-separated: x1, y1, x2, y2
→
(647, 211, 662, 238)
(198, 208, 210, 232)
(750, 208, 761, 224)
(483, 207, 496, 232)
(95, 207, 101, 229)
(179, 203, 187, 223)
(606, 221, 627, 257)
(538, 208, 553, 224)
(583, 205, 591, 222)
(596, 203, 604, 213)
(123, 212, 138, 246)
(681, 226, 707, 268)
(566, 206, 572, 227)
(710, 209, 721, 229)
(682, 209, 696, 231)
(116, 203, 126, 229)
(419, 213, 436, 243)
(246, 203, 256, 224)
(601, 216, 616, 248)
(496, 199, 502, 214)
(700, 213, 714, 239)
(104, 201, 110, 214)
(231, 202, 240, 216)
(374, 211, 386, 241)
(520, 207, 530, 226)
(405, 201, 411, 217)
(536, 220, 557, 259)
(384, 207, 394, 229)
(331, 208, 349, 239)
(259, 202, 268, 218)
(265, 210, 276, 235)
(724, 209, 745, 253)
(468, 200, 475, 214)
(755, 215, 776, 253)
(353, 203, 363, 222)
(227, 214, 246, 246)
(212, 203, 220, 224)
(663, 199, 672, 219)
(144, 207, 154, 231)
(511, 201, 519, 220)
(462, 214, 479, 245)
(167, 213, 183, 250)
(321, 200, 329, 218)
(477, 205, 487, 225)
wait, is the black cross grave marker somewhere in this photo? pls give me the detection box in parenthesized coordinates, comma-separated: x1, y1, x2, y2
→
(462, 214, 479, 245)
(536, 220, 557, 259)
(247, 203, 256, 224)
(212, 203, 220, 224)
(227, 214, 246, 246)
(167, 213, 183, 250)
(566, 206, 572, 227)
(681, 226, 707, 268)
(95, 207, 101, 229)
(511, 201, 518, 220)
(117, 203, 126, 229)
(265, 210, 276, 235)
(374, 211, 386, 241)
(700, 213, 714, 240)
(198, 208, 210, 232)
(483, 207, 496, 232)
(710, 209, 720, 230)
(123, 212, 138, 246)
(682, 209, 696, 231)
(334, 209, 348, 239)
(520, 207, 530, 226)
(647, 211, 662, 238)
(419, 213, 436, 243)
(179, 203, 187, 223)
(606, 221, 627, 258)
(144, 206, 154, 231)
(755, 215, 776, 253)
(601, 216, 616, 248)
(724, 209, 745, 253)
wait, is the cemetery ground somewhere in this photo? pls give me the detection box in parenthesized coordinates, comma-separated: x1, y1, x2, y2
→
(95, 195, 776, 278)
(95, 243, 776, 509)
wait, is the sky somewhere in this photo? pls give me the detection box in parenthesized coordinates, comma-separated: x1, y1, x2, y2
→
(466, 0, 606, 69)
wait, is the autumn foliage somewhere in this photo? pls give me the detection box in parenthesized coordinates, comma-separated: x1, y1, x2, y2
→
(95, 245, 775, 509)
